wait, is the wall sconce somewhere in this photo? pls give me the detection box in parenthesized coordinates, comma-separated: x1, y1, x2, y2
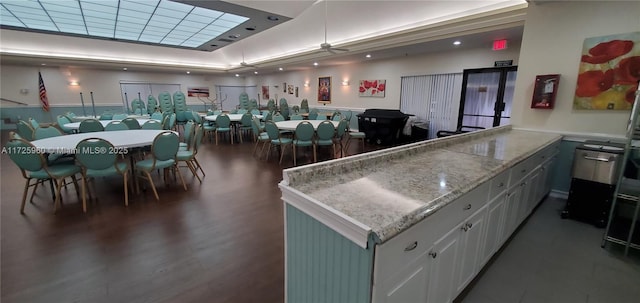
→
(341, 80, 350, 86)
(19, 88, 29, 94)
(304, 82, 309, 87)
(68, 81, 80, 86)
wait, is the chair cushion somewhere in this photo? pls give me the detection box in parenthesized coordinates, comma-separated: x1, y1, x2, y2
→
(294, 140, 313, 147)
(136, 159, 175, 171)
(316, 139, 333, 146)
(349, 132, 366, 138)
(176, 150, 194, 161)
(217, 127, 231, 132)
(272, 138, 293, 145)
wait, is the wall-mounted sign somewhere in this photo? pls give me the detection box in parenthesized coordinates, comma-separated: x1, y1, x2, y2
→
(531, 74, 560, 109)
(494, 60, 513, 67)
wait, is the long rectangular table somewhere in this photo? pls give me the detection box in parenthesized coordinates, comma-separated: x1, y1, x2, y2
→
(275, 120, 340, 131)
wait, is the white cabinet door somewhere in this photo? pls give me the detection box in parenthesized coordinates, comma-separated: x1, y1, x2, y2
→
(521, 169, 540, 220)
(502, 182, 524, 243)
(479, 191, 506, 267)
(376, 250, 431, 303)
(427, 224, 462, 303)
(456, 205, 488, 294)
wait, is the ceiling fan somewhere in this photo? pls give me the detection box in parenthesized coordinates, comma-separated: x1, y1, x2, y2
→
(240, 49, 257, 68)
(319, 0, 349, 54)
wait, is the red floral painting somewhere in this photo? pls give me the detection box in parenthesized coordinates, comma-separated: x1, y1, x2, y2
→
(359, 79, 386, 97)
(574, 32, 640, 110)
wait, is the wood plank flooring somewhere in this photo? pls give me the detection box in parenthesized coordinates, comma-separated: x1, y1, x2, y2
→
(0, 130, 383, 303)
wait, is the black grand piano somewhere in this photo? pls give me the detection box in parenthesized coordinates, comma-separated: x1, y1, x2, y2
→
(357, 109, 411, 145)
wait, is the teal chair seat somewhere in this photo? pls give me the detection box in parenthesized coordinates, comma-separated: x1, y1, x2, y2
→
(28, 164, 81, 180)
(136, 158, 175, 170)
(84, 162, 128, 177)
(135, 131, 186, 200)
(293, 121, 315, 166)
(265, 121, 293, 164)
(215, 114, 233, 144)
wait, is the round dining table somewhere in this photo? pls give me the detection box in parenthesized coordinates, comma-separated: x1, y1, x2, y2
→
(275, 120, 340, 131)
(204, 114, 263, 122)
(63, 118, 157, 130)
(30, 129, 171, 153)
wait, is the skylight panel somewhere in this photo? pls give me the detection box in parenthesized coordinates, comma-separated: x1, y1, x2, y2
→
(0, 0, 263, 50)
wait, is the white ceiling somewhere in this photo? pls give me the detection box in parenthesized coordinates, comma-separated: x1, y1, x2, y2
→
(0, 0, 528, 75)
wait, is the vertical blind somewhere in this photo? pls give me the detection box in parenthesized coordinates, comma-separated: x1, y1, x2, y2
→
(400, 73, 462, 139)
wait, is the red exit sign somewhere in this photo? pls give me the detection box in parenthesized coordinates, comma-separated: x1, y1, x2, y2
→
(493, 39, 508, 50)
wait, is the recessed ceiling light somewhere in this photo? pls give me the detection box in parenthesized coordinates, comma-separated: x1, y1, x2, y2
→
(235, 74, 240, 77)
(245, 26, 256, 31)
(453, 41, 462, 45)
(313, 62, 318, 66)
(254, 71, 258, 74)
(279, 67, 284, 71)
(365, 54, 371, 58)
(229, 34, 240, 39)
(41, 63, 46, 65)
(123, 67, 127, 71)
(186, 71, 190, 74)
(267, 16, 279, 21)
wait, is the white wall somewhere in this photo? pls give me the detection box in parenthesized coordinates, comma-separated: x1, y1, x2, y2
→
(246, 44, 521, 110)
(511, 1, 640, 136)
(0, 65, 243, 108)
(1, 42, 520, 112)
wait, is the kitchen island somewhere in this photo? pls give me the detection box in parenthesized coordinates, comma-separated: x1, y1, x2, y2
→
(279, 125, 561, 303)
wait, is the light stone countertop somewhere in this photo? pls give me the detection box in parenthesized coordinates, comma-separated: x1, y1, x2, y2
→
(281, 126, 562, 243)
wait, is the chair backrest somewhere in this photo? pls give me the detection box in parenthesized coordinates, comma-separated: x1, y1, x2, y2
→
(290, 114, 303, 120)
(141, 120, 162, 130)
(152, 131, 179, 161)
(267, 99, 276, 113)
(158, 91, 174, 113)
(65, 112, 77, 118)
(272, 113, 285, 122)
(183, 121, 195, 149)
(122, 117, 141, 129)
(264, 111, 273, 121)
(147, 95, 159, 115)
(239, 92, 250, 110)
(308, 110, 318, 120)
(295, 121, 314, 141)
(216, 114, 231, 128)
(112, 113, 128, 120)
(279, 98, 289, 120)
(134, 108, 144, 115)
(240, 113, 253, 127)
(251, 117, 263, 137)
(332, 113, 343, 121)
(292, 105, 300, 113)
(316, 121, 336, 140)
(342, 110, 353, 122)
(99, 112, 114, 120)
(264, 121, 281, 140)
(173, 91, 187, 112)
(315, 114, 326, 120)
(162, 113, 176, 130)
(237, 108, 248, 114)
(79, 119, 104, 133)
(56, 115, 73, 133)
(213, 110, 222, 115)
(192, 124, 205, 154)
(29, 118, 39, 129)
(151, 111, 164, 121)
(131, 98, 146, 114)
(9, 131, 21, 140)
(251, 109, 261, 115)
(75, 138, 119, 171)
(34, 125, 63, 140)
(336, 119, 349, 138)
(300, 99, 309, 112)
(249, 98, 258, 110)
(16, 120, 35, 141)
(105, 121, 129, 131)
(6, 138, 46, 173)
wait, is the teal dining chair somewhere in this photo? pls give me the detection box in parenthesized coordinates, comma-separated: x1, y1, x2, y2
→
(75, 138, 130, 212)
(177, 124, 205, 182)
(265, 121, 293, 164)
(112, 113, 128, 120)
(29, 118, 40, 130)
(141, 120, 162, 130)
(290, 114, 303, 120)
(34, 125, 63, 140)
(251, 116, 270, 159)
(16, 120, 35, 141)
(293, 121, 316, 166)
(215, 114, 233, 145)
(6, 138, 81, 213)
(334, 119, 349, 157)
(316, 120, 337, 159)
(105, 121, 129, 131)
(180, 120, 195, 150)
(151, 111, 164, 121)
(135, 131, 187, 200)
(346, 124, 366, 155)
(122, 117, 141, 130)
(56, 115, 75, 134)
(79, 119, 104, 133)
(238, 113, 253, 143)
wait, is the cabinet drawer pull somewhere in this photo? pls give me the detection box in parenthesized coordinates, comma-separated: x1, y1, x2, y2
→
(466, 222, 473, 229)
(404, 241, 418, 252)
(461, 225, 468, 232)
(521, 169, 526, 173)
(463, 204, 472, 210)
(429, 251, 437, 258)
(498, 182, 504, 188)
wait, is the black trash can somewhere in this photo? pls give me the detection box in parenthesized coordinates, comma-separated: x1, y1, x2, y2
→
(357, 109, 411, 145)
(411, 122, 429, 141)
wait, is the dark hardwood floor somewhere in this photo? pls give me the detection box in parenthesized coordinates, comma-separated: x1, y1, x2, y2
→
(0, 130, 386, 303)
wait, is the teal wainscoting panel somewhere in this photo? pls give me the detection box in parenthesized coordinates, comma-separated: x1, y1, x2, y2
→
(286, 204, 374, 303)
(550, 139, 582, 194)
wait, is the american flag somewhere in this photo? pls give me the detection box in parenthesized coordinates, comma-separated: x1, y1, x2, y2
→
(38, 72, 50, 112)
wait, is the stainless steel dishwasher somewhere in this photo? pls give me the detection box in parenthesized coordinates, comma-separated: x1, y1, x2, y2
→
(562, 141, 625, 227)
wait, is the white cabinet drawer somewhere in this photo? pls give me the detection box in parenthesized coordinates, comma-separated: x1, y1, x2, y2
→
(375, 182, 489, 275)
(489, 169, 509, 198)
(509, 159, 531, 185)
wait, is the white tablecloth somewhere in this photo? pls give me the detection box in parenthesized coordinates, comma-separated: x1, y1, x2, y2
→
(275, 120, 340, 131)
(30, 130, 171, 153)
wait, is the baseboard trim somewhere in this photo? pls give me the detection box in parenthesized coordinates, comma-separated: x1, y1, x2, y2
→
(549, 190, 568, 200)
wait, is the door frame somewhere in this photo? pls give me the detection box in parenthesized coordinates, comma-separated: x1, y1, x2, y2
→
(457, 66, 518, 129)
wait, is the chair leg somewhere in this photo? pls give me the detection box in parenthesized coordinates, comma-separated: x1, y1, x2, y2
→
(193, 157, 205, 177)
(215, 131, 219, 145)
(144, 171, 160, 200)
(266, 144, 272, 161)
(293, 145, 297, 166)
(20, 179, 31, 214)
(53, 178, 64, 213)
(123, 172, 129, 207)
(81, 174, 88, 213)
(313, 145, 317, 163)
(71, 175, 81, 200)
(175, 165, 188, 191)
(279, 144, 286, 164)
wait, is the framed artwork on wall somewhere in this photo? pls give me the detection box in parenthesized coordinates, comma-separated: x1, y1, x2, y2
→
(359, 79, 386, 97)
(261, 85, 269, 99)
(573, 31, 639, 110)
(531, 74, 559, 109)
(318, 76, 331, 103)
(288, 84, 294, 94)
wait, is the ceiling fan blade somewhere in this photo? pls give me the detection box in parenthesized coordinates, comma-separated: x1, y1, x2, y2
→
(331, 47, 349, 52)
